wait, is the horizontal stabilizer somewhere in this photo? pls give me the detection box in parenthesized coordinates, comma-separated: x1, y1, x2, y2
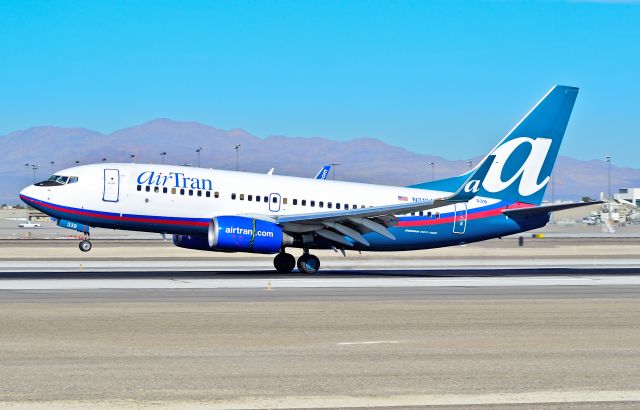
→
(502, 201, 602, 218)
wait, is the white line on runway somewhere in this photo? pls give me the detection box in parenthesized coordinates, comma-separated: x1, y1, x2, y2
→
(2, 390, 640, 409)
(2, 258, 640, 272)
(2, 275, 640, 290)
(337, 340, 400, 345)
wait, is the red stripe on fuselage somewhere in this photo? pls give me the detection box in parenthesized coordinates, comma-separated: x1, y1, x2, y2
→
(397, 202, 535, 227)
(20, 195, 209, 227)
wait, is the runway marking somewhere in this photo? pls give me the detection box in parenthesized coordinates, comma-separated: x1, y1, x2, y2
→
(1, 391, 640, 409)
(2, 258, 640, 273)
(337, 340, 400, 345)
(2, 275, 640, 290)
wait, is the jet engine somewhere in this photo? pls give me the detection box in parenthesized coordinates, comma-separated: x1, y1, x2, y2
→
(173, 216, 292, 254)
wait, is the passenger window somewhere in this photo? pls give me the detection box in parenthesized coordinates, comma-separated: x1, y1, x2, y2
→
(163, 187, 168, 194)
(171, 188, 176, 194)
(283, 198, 288, 205)
(240, 194, 244, 200)
(293, 199, 298, 205)
(264, 196, 269, 203)
(248, 195, 253, 201)
(272, 196, 277, 203)
(154, 186, 160, 193)
(419, 211, 423, 216)
(361, 205, 365, 208)
(206, 191, 210, 198)
(145, 186, 150, 192)
(301, 199, 307, 206)
(310, 200, 315, 207)
(137, 185, 141, 191)
(435, 212, 440, 218)
(336, 203, 340, 209)
(231, 193, 236, 200)
(197, 190, 202, 197)
(189, 189, 193, 196)
(319, 201, 324, 208)
(328, 202, 332, 209)
(214, 191, 219, 198)
(353, 204, 357, 209)
(180, 189, 185, 195)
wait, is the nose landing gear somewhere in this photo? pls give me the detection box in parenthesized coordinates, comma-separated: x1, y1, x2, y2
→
(79, 234, 92, 252)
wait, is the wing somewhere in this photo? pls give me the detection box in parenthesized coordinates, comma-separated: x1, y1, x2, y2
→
(273, 155, 495, 246)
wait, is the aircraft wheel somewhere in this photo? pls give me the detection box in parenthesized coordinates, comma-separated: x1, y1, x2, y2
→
(79, 239, 92, 252)
(297, 253, 320, 274)
(273, 252, 295, 273)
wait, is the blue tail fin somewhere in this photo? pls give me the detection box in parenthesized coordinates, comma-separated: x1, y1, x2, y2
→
(411, 85, 579, 205)
(315, 165, 331, 180)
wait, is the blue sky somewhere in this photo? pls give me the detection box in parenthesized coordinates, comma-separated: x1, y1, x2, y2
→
(1, 0, 639, 166)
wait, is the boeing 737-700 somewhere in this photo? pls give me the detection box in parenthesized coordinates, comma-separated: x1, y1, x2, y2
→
(19, 85, 595, 273)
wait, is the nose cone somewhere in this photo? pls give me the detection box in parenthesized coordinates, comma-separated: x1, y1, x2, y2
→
(19, 185, 36, 204)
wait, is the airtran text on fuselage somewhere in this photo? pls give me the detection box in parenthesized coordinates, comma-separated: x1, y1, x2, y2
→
(137, 171, 213, 190)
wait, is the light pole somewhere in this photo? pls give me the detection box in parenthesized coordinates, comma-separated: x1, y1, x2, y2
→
(50, 161, 55, 174)
(101, 158, 107, 162)
(195, 147, 202, 168)
(329, 163, 341, 180)
(31, 164, 39, 183)
(24, 163, 30, 184)
(160, 152, 167, 164)
(466, 160, 473, 169)
(233, 145, 241, 171)
(605, 155, 612, 214)
(129, 154, 135, 162)
(428, 162, 435, 181)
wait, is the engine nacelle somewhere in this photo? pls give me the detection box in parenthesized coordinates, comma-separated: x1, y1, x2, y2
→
(208, 216, 292, 254)
(172, 234, 211, 251)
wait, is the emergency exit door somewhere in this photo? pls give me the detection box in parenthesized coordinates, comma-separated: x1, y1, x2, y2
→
(453, 203, 467, 234)
(103, 169, 120, 202)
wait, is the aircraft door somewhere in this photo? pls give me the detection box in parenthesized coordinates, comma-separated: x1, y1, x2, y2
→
(268, 193, 281, 212)
(103, 169, 120, 202)
(453, 203, 467, 234)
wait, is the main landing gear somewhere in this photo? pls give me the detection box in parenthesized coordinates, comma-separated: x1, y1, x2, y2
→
(273, 250, 321, 274)
(273, 252, 295, 273)
(78, 234, 92, 252)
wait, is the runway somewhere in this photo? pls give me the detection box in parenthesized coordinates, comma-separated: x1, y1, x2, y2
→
(2, 239, 640, 408)
(1, 285, 640, 409)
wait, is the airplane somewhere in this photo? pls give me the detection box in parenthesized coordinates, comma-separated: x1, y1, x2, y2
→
(315, 165, 332, 180)
(19, 85, 597, 274)
(266, 165, 330, 179)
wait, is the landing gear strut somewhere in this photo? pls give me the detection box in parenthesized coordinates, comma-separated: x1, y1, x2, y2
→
(273, 252, 295, 273)
(297, 252, 320, 274)
(79, 233, 92, 252)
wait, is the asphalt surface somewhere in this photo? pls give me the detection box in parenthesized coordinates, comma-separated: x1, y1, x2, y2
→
(1, 292, 640, 408)
(2, 236, 640, 408)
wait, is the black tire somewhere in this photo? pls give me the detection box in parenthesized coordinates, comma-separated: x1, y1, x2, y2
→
(297, 254, 320, 274)
(79, 240, 92, 252)
(274, 252, 295, 273)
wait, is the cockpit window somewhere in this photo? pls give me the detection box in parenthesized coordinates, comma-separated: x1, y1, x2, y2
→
(36, 175, 77, 186)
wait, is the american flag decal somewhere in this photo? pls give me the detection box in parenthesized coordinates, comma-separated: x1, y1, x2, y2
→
(397, 195, 408, 201)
